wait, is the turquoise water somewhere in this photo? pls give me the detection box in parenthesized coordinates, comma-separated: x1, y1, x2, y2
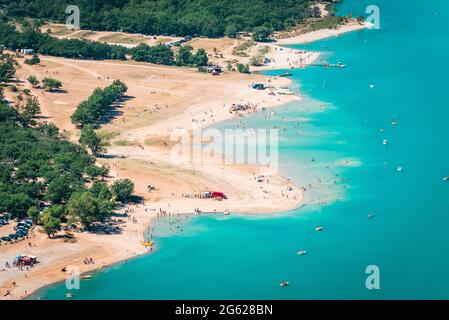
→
(33, 0, 449, 299)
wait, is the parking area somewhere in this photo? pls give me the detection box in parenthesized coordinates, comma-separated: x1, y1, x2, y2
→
(0, 217, 34, 246)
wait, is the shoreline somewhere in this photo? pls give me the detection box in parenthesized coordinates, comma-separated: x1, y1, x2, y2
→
(1, 22, 365, 300)
(275, 21, 372, 45)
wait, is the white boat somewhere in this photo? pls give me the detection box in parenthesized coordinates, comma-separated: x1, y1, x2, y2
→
(369, 84, 375, 89)
(81, 275, 92, 280)
(443, 176, 449, 182)
(280, 281, 290, 287)
(383, 139, 389, 145)
(391, 120, 398, 125)
(315, 226, 324, 232)
(297, 250, 307, 255)
(366, 213, 374, 219)
(224, 209, 230, 215)
(397, 166, 403, 172)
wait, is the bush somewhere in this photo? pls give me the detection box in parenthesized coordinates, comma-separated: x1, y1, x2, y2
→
(236, 63, 250, 74)
(42, 77, 62, 92)
(252, 26, 272, 42)
(71, 80, 127, 127)
(111, 179, 135, 203)
(24, 54, 40, 65)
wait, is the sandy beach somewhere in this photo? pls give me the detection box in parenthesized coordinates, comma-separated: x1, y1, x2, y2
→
(275, 21, 372, 45)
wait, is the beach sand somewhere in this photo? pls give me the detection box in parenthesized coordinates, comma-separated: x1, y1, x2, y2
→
(275, 21, 372, 45)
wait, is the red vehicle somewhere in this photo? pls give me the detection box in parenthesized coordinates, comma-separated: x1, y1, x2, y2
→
(211, 191, 227, 199)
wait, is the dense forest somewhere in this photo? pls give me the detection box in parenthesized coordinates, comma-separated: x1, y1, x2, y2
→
(0, 0, 316, 38)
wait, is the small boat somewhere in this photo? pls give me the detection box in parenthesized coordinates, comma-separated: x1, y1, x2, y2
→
(366, 213, 374, 219)
(383, 139, 389, 145)
(279, 72, 293, 77)
(297, 250, 307, 255)
(224, 209, 230, 215)
(315, 226, 324, 232)
(443, 176, 449, 182)
(391, 120, 398, 125)
(66, 292, 72, 299)
(369, 84, 375, 89)
(81, 275, 92, 280)
(140, 240, 154, 247)
(279, 281, 290, 287)
(397, 166, 403, 172)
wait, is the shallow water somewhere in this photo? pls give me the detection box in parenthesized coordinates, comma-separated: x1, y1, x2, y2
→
(33, 0, 449, 299)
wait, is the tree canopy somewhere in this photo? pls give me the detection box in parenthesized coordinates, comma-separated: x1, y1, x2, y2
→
(0, 0, 315, 38)
(71, 80, 128, 127)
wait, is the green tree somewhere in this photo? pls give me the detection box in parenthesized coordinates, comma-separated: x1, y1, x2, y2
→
(79, 124, 105, 156)
(46, 174, 79, 204)
(89, 181, 112, 201)
(194, 48, 208, 66)
(24, 54, 41, 65)
(236, 63, 250, 74)
(132, 44, 174, 65)
(224, 24, 239, 38)
(42, 77, 62, 92)
(111, 178, 135, 202)
(252, 26, 272, 42)
(0, 193, 36, 218)
(175, 45, 194, 66)
(27, 206, 40, 223)
(40, 207, 62, 237)
(85, 165, 109, 179)
(27, 75, 40, 88)
(20, 96, 41, 127)
(68, 191, 111, 228)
